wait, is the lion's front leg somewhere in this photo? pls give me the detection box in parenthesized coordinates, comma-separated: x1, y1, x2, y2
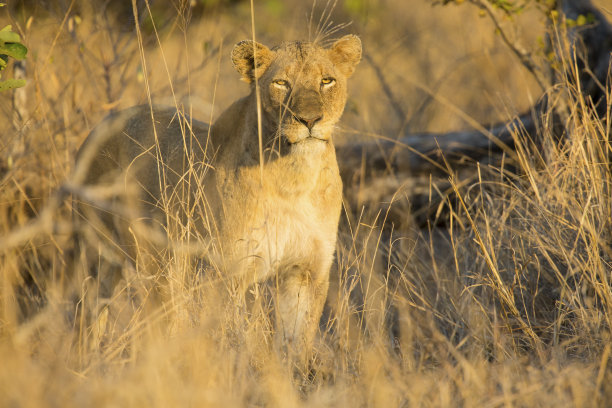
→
(274, 260, 331, 360)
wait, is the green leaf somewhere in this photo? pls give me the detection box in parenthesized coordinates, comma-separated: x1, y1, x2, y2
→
(576, 13, 595, 26)
(0, 78, 26, 91)
(0, 25, 20, 44)
(0, 43, 27, 60)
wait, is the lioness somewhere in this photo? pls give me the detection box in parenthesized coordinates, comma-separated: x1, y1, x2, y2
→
(75, 35, 361, 353)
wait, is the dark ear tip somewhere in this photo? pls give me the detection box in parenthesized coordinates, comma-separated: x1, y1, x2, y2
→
(231, 40, 253, 59)
(233, 39, 254, 49)
(231, 40, 255, 72)
(231, 39, 273, 82)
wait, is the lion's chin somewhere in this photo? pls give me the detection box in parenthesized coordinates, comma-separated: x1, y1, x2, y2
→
(290, 135, 328, 145)
(286, 136, 328, 155)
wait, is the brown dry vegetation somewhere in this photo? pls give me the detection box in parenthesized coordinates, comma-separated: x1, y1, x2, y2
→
(1, 0, 611, 406)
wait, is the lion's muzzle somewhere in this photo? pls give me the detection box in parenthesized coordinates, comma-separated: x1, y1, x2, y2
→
(290, 88, 324, 132)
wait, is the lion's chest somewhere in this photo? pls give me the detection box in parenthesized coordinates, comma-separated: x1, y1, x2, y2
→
(213, 158, 341, 277)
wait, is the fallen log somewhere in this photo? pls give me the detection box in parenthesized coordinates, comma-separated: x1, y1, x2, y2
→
(337, 113, 535, 182)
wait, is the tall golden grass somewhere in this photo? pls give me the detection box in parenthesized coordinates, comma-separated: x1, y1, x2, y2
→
(1, 0, 610, 406)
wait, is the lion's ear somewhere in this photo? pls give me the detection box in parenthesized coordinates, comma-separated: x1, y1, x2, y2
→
(231, 40, 274, 83)
(328, 35, 362, 78)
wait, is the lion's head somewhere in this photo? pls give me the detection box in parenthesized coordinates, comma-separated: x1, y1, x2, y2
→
(231, 35, 362, 151)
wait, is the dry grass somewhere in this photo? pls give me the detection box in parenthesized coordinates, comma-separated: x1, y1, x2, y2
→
(1, 0, 611, 406)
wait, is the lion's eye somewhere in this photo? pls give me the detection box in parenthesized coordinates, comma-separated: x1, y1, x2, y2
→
(273, 79, 290, 89)
(321, 78, 336, 88)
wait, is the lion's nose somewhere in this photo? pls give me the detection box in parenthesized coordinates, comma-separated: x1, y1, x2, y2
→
(295, 114, 322, 131)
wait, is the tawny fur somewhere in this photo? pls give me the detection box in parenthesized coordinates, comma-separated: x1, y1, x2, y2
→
(75, 35, 362, 353)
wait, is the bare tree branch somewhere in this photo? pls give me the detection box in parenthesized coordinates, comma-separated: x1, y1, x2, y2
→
(337, 0, 611, 183)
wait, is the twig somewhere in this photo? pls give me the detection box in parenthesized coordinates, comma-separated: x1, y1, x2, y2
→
(470, 0, 550, 92)
(364, 53, 406, 124)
